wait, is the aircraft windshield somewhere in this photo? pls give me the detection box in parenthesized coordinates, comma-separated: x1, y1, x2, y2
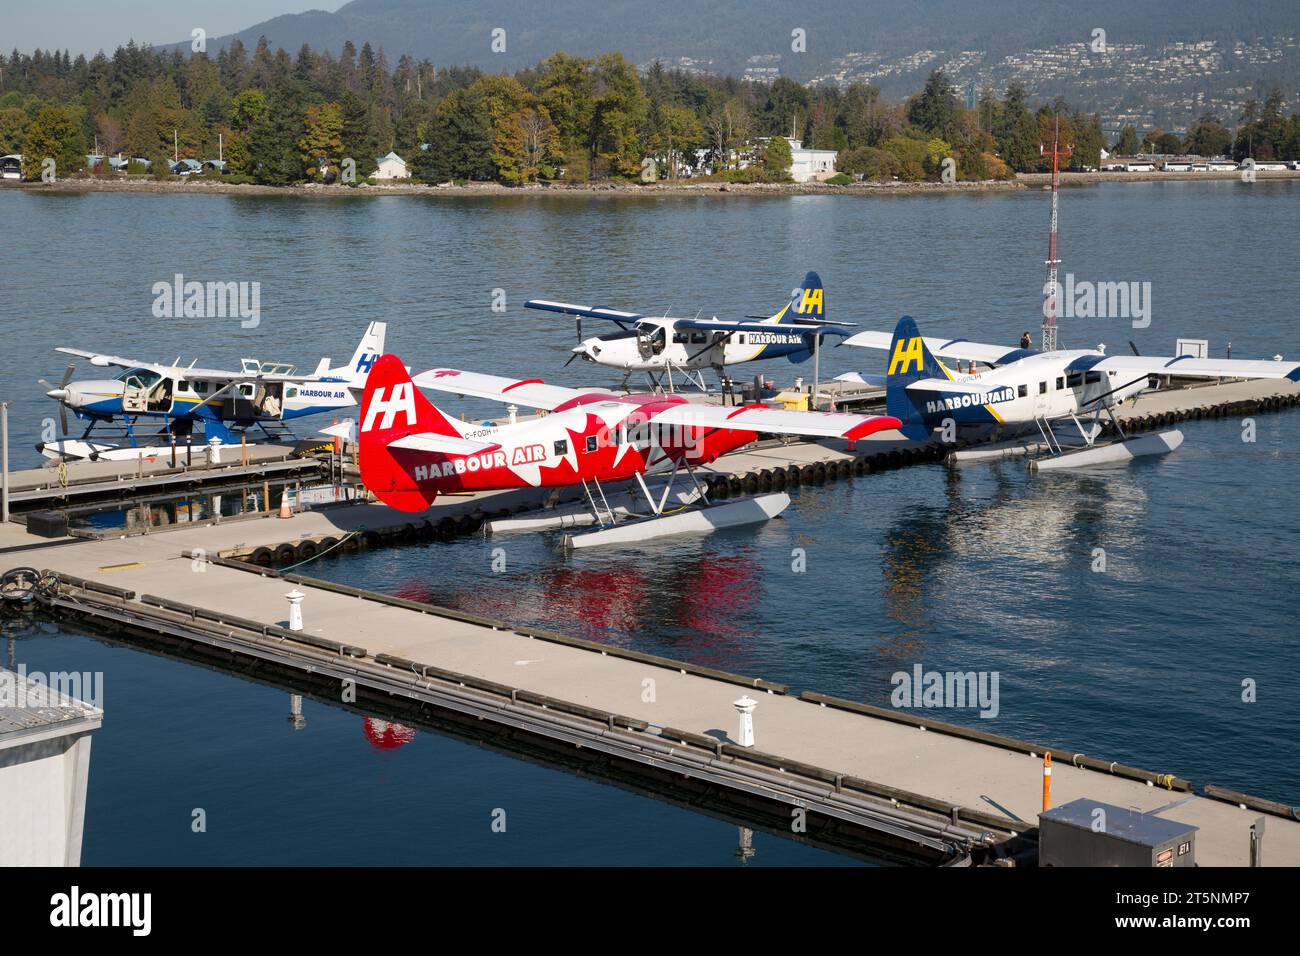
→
(115, 367, 162, 387)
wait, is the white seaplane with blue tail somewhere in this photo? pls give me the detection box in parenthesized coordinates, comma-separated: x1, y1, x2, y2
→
(38, 323, 385, 460)
(526, 271, 853, 391)
(840, 316, 1300, 469)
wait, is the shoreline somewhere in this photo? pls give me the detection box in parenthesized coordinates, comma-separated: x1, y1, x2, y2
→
(2, 169, 1296, 199)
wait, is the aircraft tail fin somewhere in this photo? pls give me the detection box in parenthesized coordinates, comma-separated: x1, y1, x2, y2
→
(333, 321, 386, 382)
(773, 271, 826, 325)
(885, 316, 947, 441)
(357, 353, 460, 512)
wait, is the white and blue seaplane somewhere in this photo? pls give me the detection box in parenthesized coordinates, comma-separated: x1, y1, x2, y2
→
(37, 323, 385, 461)
(839, 316, 1300, 470)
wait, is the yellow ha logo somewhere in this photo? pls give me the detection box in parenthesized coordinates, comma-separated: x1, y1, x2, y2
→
(888, 337, 924, 375)
(798, 287, 823, 314)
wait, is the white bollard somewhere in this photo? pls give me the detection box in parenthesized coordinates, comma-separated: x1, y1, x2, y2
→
(286, 589, 305, 631)
(507, 404, 518, 425)
(208, 436, 223, 464)
(733, 695, 757, 748)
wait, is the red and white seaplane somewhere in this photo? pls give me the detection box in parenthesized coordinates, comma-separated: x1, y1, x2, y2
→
(327, 355, 901, 548)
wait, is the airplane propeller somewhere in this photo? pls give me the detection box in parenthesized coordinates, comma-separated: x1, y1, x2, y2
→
(38, 362, 76, 435)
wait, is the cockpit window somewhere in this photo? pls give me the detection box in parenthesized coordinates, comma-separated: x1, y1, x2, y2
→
(115, 367, 162, 387)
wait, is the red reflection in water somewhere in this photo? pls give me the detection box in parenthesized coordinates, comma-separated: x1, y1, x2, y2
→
(386, 548, 764, 670)
(362, 717, 416, 750)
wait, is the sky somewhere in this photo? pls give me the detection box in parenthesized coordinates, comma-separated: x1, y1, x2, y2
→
(4, 1, 330, 56)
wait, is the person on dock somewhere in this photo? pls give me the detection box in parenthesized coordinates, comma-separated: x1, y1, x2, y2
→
(1020, 331, 1032, 350)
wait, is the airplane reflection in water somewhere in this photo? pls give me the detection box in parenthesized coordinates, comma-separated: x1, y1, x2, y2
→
(878, 462, 1150, 661)
(362, 717, 417, 751)
(390, 551, 763, 671)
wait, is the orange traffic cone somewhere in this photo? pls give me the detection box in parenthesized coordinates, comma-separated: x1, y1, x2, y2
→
(279, 492, 293, 519)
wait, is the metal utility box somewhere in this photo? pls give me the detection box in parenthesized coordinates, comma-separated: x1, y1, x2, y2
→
(26, 511, 69, 538)
(1039, 798, 1197, 867)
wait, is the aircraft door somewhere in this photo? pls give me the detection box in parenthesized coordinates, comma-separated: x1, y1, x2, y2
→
(638, 326, 666, 360)
(231, 383, 258, 419)
(143, 376, 175, 414)
(121, 375, 149, 413)
(1032, 378, 1051, 419)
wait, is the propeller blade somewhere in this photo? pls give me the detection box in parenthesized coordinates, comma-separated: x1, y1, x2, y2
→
(59, 402, 69, 435)
(60, 363, 76, 388)
(1128, 340, 1141, 356)
(563, 352, 579, 367)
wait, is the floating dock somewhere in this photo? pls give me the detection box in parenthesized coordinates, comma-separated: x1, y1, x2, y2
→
(7, 442, 327, 513)
(2, 374, 1296, 864)
(14, 525, 1299, 865)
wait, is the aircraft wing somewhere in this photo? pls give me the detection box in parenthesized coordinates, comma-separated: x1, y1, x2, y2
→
(673, 317, 854, 336)
(1066, 353, 1300, 381)
(54, 348, 338, 384)
(649, 403, 902, 442)
(841, 332, 1033, 365)
(54, 348, 171, 373)
(524, 300, 644, 325)
(411, 368, 620, 411)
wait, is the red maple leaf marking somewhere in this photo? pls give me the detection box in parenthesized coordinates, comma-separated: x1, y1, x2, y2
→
(431, 369, 460, 378)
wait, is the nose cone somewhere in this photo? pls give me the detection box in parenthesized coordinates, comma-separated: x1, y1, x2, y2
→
(576, 339, 600, 361)
(46, 387, 69, 401)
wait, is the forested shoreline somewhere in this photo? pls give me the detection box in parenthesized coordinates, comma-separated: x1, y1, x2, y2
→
(2, 39, 1296, 186)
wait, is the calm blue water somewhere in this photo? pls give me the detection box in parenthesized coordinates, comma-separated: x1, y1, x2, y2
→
(1, 181, 1297, 864)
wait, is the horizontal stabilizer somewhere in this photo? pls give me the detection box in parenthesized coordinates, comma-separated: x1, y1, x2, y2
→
(904, 378, 994, 395)
(387, 433, 499, 456)
(835, 372, 888, 388)
(842, 331, 1032, 366)
(319, 420, 356, 443)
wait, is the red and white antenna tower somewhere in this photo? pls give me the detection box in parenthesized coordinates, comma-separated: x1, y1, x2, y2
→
(1040, 117, 1072, 353)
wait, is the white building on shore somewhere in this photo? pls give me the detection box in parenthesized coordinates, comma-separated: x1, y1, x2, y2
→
(786, 139, 838, 182)
(373, 151, 410, 180)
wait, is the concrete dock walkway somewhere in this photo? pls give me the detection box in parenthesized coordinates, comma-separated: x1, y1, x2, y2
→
(7, 511, 1297, 866)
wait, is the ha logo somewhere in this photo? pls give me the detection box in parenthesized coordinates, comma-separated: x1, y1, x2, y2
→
(362, 383, 417, 431)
